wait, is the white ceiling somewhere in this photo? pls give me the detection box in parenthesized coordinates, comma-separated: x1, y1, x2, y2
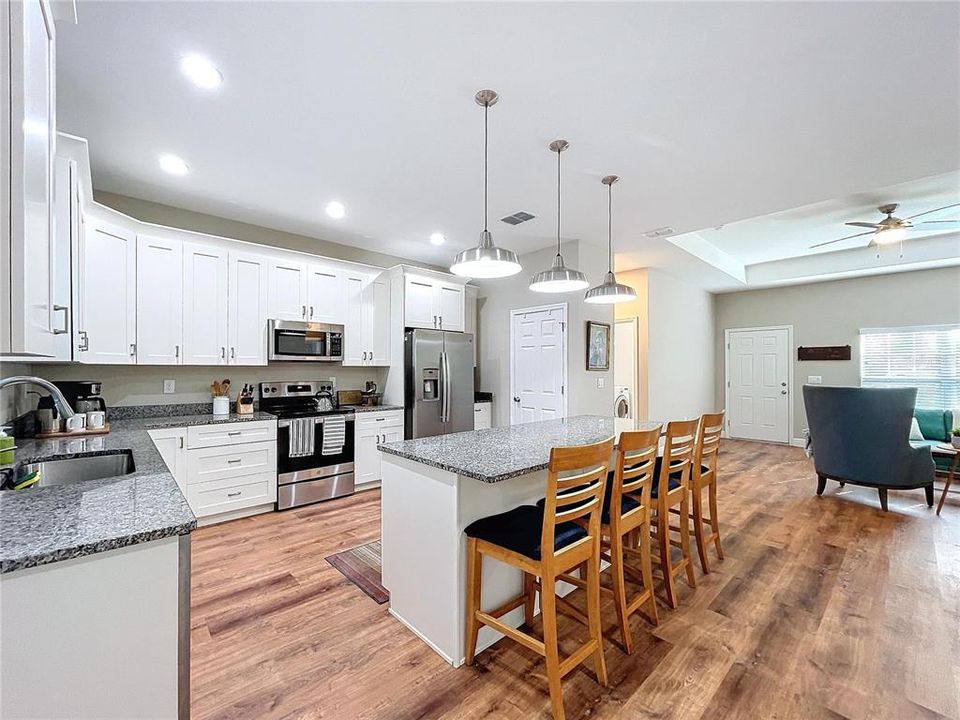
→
(56, 1, 960, 289)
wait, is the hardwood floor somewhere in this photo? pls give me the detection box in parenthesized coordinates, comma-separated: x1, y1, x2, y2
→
(191, 440, 960, 720)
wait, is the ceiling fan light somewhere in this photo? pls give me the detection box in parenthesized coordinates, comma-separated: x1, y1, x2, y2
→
(873, 226, 906, 245)
(529, 254, 589, 293)
(584, 271, 637, 304)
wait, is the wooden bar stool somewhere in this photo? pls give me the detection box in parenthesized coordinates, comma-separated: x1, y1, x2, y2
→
(651, 418, 698, 608)
(690, 411, 725, 573)
(557, 426, 661, 654)
(464, 437, 614, 720)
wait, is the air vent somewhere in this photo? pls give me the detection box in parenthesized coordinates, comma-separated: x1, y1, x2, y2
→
(500, 211, 536, 226)
(643, 226, 675, 238)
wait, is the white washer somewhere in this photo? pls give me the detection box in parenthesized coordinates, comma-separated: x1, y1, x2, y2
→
(614, 385, 633, 434)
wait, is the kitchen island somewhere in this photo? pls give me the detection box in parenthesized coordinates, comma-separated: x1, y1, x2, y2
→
(379, 415, 657, 666)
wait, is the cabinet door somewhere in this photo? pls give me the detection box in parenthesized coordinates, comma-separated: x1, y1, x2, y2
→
(136, 235, 182, 365)
(404, 276, 436, 329)
(306, 264, 344, 323)
(365, 276, 391, 365)
(464, 284, 477, 367)
(228, 251, 268, 366)
(437, 283, 464, 332)
(78, 220, 136, 364)
(148, 427, 186, 495)
(354, 428, 380, 485)
(268, 259, 307, 321)
(182, 242, 228, 365)
(2, 0, 56, 356)
(342, 274, 366, 366)
(50, 156, 76, 360)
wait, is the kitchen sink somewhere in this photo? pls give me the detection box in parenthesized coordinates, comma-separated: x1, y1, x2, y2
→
(4, 451, 135, 490)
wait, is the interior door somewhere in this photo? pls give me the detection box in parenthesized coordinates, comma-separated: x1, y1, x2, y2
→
(228, 251, 268, 365)
(79, 219, 136, 364)
(182, 242, 227, 365)
(728, 327, 790, 443)
(307, 264, 344, 323)
(510, 306, 566, 424)
(136, 234, 182, 365)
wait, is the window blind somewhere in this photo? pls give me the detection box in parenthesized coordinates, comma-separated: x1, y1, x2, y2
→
(859, 325, 960, 409)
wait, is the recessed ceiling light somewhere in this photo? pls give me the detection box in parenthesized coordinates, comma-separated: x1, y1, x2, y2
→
(180, 54, 222, 90)
(325, 200, 346, 219)
(158, 153, 189, 176)
(430, 232, 446, 246)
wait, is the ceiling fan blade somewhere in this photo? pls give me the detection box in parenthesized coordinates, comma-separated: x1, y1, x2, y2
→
(810, 230, 874, 249)
(906, 202, 960, 220)
(913, 219, 960, 230)
(844, 221, 880, 229)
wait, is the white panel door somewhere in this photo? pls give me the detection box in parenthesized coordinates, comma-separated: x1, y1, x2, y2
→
(404, 276, 436, 329)
(365, 276, 391, 365)
(728, 328, 790, 443)
(182, 242, 228, 365)
(229, 251, 269, 366)
(268, 259, 307, 321)
(437, 283, 464, 332)
(342, 274, 366, 366)
(510, 305, 566, 424)
(78, 220, 136, 364)
(306, 264, 344, 323)
(136, 235, 182, 365)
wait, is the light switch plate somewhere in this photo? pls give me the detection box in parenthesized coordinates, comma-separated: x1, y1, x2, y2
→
(807, 375, 822, 384)
(163, 379, 175, 394)
(597, 377, 605, 389)
(328, 376, 337, 389)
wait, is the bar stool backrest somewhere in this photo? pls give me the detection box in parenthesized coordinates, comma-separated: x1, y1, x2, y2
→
(657, 418, 699, 500)
(542, 437, 616, 558)
(693, 411, 725, 483)
(610, 426, 662, 527)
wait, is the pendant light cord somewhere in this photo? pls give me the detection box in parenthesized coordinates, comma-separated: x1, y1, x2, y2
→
(556, 146, 562, 257)
(607, 182, 613, 272)
(483, 102, 489, 232)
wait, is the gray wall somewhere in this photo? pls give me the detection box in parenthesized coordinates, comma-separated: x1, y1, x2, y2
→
(476, 241, 614, 427)
(0, 362, 35, 423)
(715, 266, 960, 437)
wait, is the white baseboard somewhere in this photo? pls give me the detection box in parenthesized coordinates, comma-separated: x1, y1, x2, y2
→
(790, 438, 807, 448)
(388, 607, 459, 667)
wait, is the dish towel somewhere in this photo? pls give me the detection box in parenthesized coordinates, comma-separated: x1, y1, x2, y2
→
(288, 418, 316, 458)
(322, 415, 346, 456)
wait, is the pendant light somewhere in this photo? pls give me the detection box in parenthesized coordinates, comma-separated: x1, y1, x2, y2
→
(450, 90, 522, 279)
(584, 175, 637, 304)
(529, 140, 589, 293)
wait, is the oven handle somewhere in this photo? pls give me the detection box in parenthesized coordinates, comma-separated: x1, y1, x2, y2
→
(277, 415, 354, 428)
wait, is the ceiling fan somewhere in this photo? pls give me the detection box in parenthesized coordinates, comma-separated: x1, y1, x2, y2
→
(810, 202, 960, 249)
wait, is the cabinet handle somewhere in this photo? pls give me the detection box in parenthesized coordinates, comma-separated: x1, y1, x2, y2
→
(78, 330, 89, 352)
(309, 306, 314, 318)
(227, 431, 242, 436)
(230, 347, 236, 360)
(376, 434, 380, 443)
(227, 491, 242, 497)
(375, 417, 385, 422)
(227, 458, 242, 464)
(175, 344, 180, 359)
(53, 305, 69, 335)
(179, 437, 184, 449)
(475, 408, 481, 413)
(433, 315, 437, 328)
(439, 316, 443, 329)
(221, 347, 226, 360)
(302, 305, 307, 318)
(362, 351, 367, 361)
(130, 343, 137, 357)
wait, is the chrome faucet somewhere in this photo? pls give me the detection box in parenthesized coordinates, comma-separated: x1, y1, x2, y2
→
(0, 376, 76, 418)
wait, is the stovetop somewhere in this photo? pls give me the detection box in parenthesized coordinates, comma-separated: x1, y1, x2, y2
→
(264, 406, 353, 420)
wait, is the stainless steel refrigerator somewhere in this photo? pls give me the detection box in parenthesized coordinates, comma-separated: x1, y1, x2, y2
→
(404, 329, 475, 438)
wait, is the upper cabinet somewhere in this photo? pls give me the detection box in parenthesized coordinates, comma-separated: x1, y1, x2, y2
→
(268, 260, 348, 324)
(306, 263, 345, 323)
(182, 242, 228, 365)
(342, 272, 391, 367)
(136, 234, 183, 365)
(78, 219, 136, 364)
(268, 258, 308, 321)
(228, 251, 268, 366)
(403, 273, 465, 332)
(1, 0, 57, 357)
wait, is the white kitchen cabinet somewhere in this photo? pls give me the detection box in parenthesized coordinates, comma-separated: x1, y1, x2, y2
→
(354, 410, 403, 487)
(228, 250, 268, 365)
(464, 284, 478, 367)
(77, 218, 136, 364)
(1, 0, 56, 357)
(306, 263, 344, 323)
(403, 274, 464, 331)
(342, 273, 366, 365)
(268, 258, 308, 321)
(363, 275, 391, 365)
(50, 155, 78, 360)
(148, 427, 186, 494)
(474, 402, 491, 430)
(182, 242, 228, 365)
(136, 234, 182, 365)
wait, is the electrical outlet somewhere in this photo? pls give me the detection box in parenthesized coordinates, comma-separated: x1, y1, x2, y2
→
(807, 376, 822, 384)
(163, 379, 175, 394)
(597, 377, 605, 389)
(328, 376, 337, 389)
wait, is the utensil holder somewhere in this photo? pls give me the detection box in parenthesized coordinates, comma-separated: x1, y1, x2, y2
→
(213, 396, 230, 415)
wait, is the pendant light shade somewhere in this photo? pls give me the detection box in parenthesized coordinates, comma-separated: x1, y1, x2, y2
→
(450, 90, 522, 279)
(584, 175, 637, 304)
(529, 140, 588, 293)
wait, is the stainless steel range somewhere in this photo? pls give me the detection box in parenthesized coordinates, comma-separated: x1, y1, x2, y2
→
(260, 381, 355, 510)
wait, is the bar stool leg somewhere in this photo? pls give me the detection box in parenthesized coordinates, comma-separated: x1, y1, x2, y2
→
(586, 547, 608, 686)
(680, 492, 697, 588)
(656, 509, 678, 609)
(709, 480, 724, 560)
(639, 514, 659, 625)
(539, 578, 566, 720)
(692, 486, 711, 574)
(608, 530, 633, 654)
(523, 571, 536, 626)
(464, 537, 482, 665)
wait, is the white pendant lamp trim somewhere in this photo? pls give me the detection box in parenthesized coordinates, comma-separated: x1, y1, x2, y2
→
(450, 89, 522, 279)
(584, 175, 637, 304)
(530, 139, 589, 293)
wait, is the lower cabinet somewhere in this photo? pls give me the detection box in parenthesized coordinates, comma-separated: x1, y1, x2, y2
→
(354, 410, 403, 487)
(474, 402, 492, 430)
(149, 420, 278, 524)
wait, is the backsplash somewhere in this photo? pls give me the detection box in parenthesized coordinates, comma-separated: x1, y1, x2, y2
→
(0, 362, 34, 423)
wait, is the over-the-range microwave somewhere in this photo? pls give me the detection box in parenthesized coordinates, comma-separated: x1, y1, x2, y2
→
(268, 320, 343, 362)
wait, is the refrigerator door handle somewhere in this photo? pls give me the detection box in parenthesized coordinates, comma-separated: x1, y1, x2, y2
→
(444, 351, 452, 424)
(438, 350, 447, 423)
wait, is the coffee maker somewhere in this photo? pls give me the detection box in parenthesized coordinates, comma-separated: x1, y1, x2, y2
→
(53, 380, 107, 414)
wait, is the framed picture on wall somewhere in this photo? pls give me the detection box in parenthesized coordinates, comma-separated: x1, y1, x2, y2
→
(586, 321, 611, 371)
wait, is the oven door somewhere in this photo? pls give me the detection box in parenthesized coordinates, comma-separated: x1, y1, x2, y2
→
(276, 416, 355, 509)
(268, 320, 344, 362)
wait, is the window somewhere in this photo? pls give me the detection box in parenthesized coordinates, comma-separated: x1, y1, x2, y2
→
(860, 325, 960, 408)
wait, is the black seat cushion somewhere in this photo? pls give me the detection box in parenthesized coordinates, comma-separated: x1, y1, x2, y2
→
(464, 505, 588, 560)
(535, 474, 642, 524)
(651, 457, 685, 498)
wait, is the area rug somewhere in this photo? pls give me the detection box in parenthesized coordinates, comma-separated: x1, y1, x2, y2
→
(325, 540, 389, 604)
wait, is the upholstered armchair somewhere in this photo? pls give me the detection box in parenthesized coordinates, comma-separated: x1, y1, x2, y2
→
(802, 385, 936, 511)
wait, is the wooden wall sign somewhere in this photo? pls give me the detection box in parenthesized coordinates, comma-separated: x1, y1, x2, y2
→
(797, 345, 851, 361)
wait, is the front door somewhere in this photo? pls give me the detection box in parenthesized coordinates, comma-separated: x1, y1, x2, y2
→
(510, 305, 567, 424)
(727, 327, 790, 443)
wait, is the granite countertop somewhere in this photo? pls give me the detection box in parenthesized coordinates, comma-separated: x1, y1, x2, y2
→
(0, 411, 275, 574)
(343, 404, 404, 414)
(379, 415, 638, 483)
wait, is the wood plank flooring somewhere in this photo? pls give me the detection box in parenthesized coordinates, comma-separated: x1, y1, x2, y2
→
(191, 440, 960, 720)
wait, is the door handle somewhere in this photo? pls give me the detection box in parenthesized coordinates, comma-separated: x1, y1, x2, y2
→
(781, 390, 788, 395)
(52, 305, 69, 334)
(513, 396, 520, 403)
